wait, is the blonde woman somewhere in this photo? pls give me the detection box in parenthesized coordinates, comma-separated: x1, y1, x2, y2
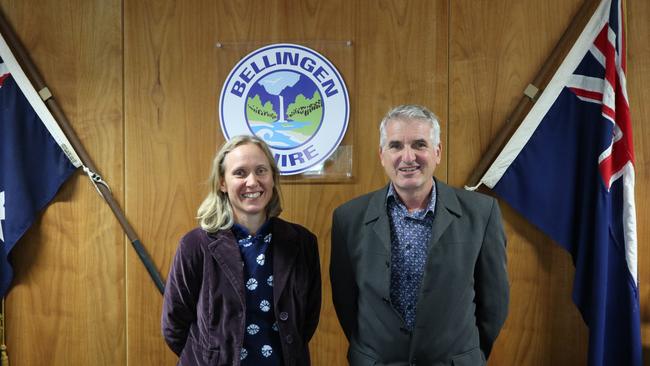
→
(162, 135, 321, 366)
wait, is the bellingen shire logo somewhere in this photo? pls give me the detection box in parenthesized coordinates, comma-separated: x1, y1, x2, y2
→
(219, 44, 349, 175)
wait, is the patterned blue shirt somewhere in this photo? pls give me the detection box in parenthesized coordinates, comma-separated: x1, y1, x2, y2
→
(386, 180, 437, 330)
(232, 222, 284, 365)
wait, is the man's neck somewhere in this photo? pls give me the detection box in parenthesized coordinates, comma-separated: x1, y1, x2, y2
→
(393, 181, 434, 212)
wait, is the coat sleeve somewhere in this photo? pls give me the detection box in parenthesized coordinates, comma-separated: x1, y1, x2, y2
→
(474, 198, 509, 358)
(302, 230, 322, 343)
(161, 234, 204, 356)
(329, 207, 359, 341)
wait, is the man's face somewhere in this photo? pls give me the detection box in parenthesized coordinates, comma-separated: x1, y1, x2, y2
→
(379, 118, 441, 198)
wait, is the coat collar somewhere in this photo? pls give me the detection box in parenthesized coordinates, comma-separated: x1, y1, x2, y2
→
(362, 179, 462, 251)
(364, 185, 392, 253)
(430, 179, 462, 246)
(206, 229, 246, 306)
(269, 218, 300, 307)
(204, 218, 300, 307)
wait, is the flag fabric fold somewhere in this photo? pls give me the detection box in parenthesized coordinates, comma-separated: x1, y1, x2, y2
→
(0, 31, 81, 298)
(470, 0, 641, 364)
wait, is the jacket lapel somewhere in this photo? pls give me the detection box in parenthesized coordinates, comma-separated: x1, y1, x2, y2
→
(364, 186, 392, 253)
(412, 180, 463, 347)
(207, 230, 246, 307)
(271, 218, 299, 306)
(429, 180, 462, 248)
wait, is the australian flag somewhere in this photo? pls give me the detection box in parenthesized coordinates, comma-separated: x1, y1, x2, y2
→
(0, 33, 80, 298)
(470, 0, 641, 364)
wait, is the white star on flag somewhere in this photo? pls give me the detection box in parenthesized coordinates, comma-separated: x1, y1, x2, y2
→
(0, 191, 5, 242)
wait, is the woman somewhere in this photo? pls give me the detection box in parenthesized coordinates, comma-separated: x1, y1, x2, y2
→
(162, 135, 321, 366)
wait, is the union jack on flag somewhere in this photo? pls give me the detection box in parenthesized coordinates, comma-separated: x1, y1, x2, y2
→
(567, 2, 634, 193)
(469, 0, 641, 364)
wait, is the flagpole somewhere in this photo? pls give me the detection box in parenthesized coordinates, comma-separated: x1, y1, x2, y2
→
(1, 299, 7, 366)
(466, 0, 602, 188)
(0, 11, 165, 294)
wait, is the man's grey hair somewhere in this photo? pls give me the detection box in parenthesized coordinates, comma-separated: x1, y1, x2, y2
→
(379, 104, 441, 149)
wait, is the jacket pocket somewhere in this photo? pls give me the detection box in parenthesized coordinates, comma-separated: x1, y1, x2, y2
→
(195, 343, 219, 364)
(348, 347, 378, 366)
(180, 335, 220, 365)
(451, 347, 485, 366)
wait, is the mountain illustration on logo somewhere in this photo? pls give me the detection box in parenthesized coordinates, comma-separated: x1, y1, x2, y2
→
(245, 70, 323, 149)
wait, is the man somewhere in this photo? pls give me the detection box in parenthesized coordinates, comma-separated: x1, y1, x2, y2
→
(330, 104, 509, 365)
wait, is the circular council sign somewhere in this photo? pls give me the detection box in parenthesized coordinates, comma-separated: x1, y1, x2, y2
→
(219, 43, 349, 175)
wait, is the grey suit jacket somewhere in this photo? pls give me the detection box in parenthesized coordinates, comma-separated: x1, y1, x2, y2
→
(330, 179, 509, 366)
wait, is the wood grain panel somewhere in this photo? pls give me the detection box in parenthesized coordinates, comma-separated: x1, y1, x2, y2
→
(355, 0, 449, 192)
(124, 1, 220, 365)
(0, 0, 124, 365)
(449, 0, 590, 365)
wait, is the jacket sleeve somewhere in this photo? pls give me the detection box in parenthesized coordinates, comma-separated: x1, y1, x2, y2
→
(474, 198, 509, 358)
(161, 234, 204, 356)
(302, 230, 322, 343)
(329, 207, 358, 341)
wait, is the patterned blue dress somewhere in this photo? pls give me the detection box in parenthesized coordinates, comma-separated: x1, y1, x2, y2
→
(232, 222, 284, 365)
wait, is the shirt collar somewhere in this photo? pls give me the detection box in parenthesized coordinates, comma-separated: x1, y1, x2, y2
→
(386, 179, 437, 217)
(231, 220, 272, 240)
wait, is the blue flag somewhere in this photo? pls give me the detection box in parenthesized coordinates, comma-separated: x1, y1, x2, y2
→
(469, 0, 641, 364)
(0, 33, 80, 298)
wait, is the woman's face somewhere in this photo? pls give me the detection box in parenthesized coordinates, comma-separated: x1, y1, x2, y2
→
(220, 143, 274, 223)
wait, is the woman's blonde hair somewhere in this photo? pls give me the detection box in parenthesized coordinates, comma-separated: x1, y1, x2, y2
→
(197, 135, 282, 232)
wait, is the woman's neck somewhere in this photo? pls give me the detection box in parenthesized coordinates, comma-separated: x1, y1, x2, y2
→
(235, 213, 267, 235)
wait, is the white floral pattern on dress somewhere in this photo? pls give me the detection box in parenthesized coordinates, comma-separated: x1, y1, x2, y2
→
(256, 253, 265, 265)
(261, 345, 273, 357)
(247, 323, 260, 335)
(233, 223, 281, 365)
(246, 278, 258, 290)
(259, 299, 271, 312)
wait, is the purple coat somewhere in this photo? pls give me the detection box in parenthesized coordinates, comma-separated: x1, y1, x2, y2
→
(162, 217, 321, 366)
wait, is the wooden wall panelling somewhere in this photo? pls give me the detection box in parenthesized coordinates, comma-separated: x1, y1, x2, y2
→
(124, 1, 220, 365)
(355, 0, 449, 194)
(0, 0, 125, 365)
(627, 0, 650, 361)
(449, 0, 590, 365)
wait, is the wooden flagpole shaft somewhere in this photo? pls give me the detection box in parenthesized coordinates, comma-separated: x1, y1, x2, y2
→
(0, 298, 7, 366)
(466, 0, 602, 188)
(0, 11, 165, 294)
